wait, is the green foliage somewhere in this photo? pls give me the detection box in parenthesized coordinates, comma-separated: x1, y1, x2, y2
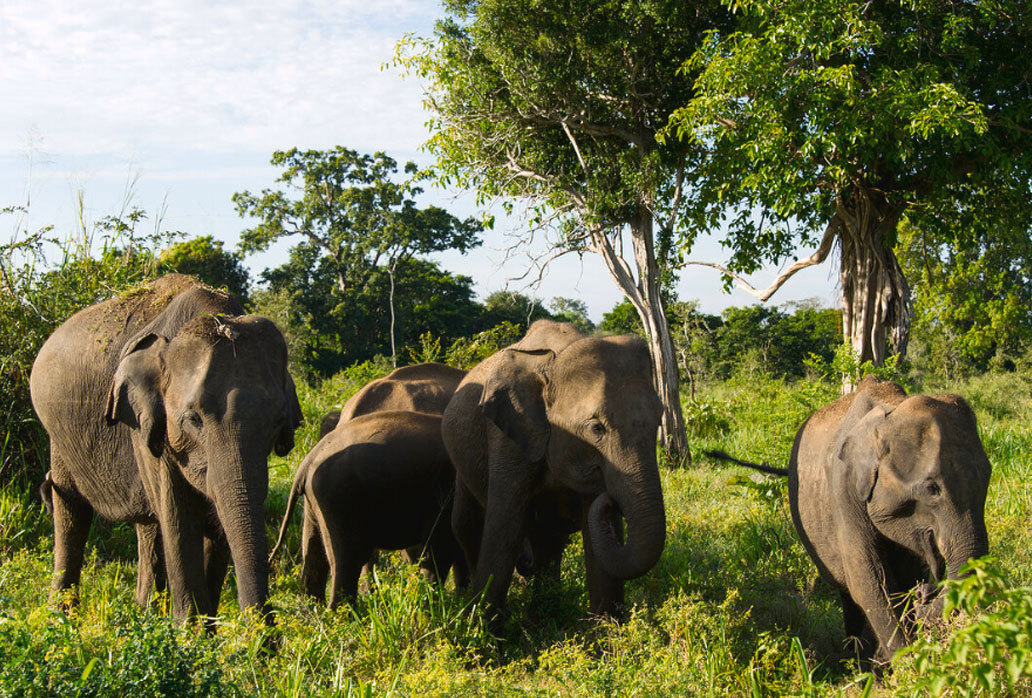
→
(443, 321, 524, 370)
(158, 235, 251, 304)
(0, 206, 171, 485)
(898, 189, 1032, 378)
(235, 147, 482, 374)
(672, 0, 1032, 273)
(804, 343, 911, 391)
(0, 607, 229, 698)
(408, 332, 443, 364)
(895, 558, 1032, 697)
(547, 297, 594, 334)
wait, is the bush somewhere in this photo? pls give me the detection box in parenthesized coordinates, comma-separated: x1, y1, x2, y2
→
(0, 209, 170, 485)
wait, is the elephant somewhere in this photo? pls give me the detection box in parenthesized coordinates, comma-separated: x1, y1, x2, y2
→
(269, 410, 462, 607)
(442, 319, 666, 620)
(30, 274, 302, 622)
(708, 376, 991, 664)
(315, 362, 468, 583)
(337, 362, 467, 422)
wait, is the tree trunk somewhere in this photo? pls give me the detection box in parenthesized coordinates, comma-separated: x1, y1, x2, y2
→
(388, 260, 398, 368)
(592, 209, 689, 462)
(836, 186, 912, 375)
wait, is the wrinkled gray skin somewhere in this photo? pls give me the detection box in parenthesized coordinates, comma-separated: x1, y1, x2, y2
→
(30, 274, 301, 622)
(270, 411, 461, 608)
(443, 319, 666, 619)
(317, 362, 468, 585)
(790, 376, 990, 663)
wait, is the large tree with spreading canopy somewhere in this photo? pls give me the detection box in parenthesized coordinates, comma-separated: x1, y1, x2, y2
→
(671, 0, 1032, 368)
(397, 0, 729, 457)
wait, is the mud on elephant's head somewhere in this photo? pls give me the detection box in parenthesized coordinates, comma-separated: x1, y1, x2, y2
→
(481, 333, 666, 580)
(106, 313, 302, 611)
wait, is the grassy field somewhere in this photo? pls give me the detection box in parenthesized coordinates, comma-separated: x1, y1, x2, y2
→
(1, 368, 1031, 697)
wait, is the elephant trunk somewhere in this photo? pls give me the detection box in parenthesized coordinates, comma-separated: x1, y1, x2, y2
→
(944, 516, 989, 582)
(210, 448, 271, 616)
(587, 451, 666, 580)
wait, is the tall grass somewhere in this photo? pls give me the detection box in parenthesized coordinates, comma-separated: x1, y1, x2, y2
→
(1, 370, 1031, 695)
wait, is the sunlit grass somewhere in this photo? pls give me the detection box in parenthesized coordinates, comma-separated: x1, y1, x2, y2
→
(2, 371, 1031, 695)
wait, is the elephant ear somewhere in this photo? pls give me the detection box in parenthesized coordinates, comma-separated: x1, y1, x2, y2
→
(105, 333, 168, 458)
(275, 372, 303, 457)
(837, 406, 892, 502)
(479, 349, 554, 463)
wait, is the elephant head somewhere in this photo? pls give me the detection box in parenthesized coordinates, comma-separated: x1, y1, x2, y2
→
(106, 314, 302, 614)
(837, 392, 991, 597)
(480, 334, 666, 581)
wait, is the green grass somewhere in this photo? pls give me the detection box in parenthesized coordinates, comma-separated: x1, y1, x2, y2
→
(2, 371, 1032, 696)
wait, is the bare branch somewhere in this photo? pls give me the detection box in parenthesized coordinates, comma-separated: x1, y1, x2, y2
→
(561, 121, 589, 176)
(680, 217, 840, 302)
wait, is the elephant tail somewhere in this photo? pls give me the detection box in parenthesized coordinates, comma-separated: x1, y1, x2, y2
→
(269, 462, 307, 564)
(39, 471, 54, 515)
(704, 449, 788, 477)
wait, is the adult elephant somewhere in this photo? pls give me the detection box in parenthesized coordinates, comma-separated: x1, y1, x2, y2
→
(442, 319, 666, 619)
(30, 274, 302, 622)
(710, 376, 991, 664)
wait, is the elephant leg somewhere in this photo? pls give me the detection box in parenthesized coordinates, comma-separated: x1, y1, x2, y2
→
(203, 533, 231, 617)
(153, 476, 211, 619)
(581, 503, 624, 617)
(837, 528, 908, 661)
(472, 464, 533, 616)
(358, 551, 379, 593)
(841, 590, 877, 661)
(323, 528, 368, 609)
(49, 470, 93, 608)
(301, 502, 329, 604)
(134, 523, 165, 607)
(451, 479, 484, 586)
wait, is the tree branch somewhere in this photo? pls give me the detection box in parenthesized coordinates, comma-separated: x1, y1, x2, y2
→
(680, 217, 840, 302)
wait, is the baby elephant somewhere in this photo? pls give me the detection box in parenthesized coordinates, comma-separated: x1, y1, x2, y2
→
(711, 376, 990, 665)
(270, 410, 462, 607)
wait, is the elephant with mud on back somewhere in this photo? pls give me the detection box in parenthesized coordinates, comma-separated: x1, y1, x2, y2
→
(308, 362, 467, 585)
(709, 376, 990, 665)
(443, 319, 666, 621)
(30, 274, 302, 622)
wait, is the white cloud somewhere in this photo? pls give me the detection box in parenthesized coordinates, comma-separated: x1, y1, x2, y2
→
(1, 0, 436, 157)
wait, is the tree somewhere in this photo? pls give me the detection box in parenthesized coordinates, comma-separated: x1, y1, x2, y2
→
(898, 184, 1032, 376)
(234, 147, 483, 365)
(549, 297, 595, 334)
(671, 0, 1032, 368)
(158, 235, 251, 303)
(478, 290, 552, 331)
(255, 244, 482, 376)
(397, 0, 730, 457)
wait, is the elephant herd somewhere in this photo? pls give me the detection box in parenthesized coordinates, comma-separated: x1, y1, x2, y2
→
(29, 274, 992, 666)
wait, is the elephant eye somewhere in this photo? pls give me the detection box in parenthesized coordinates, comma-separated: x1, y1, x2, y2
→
(588, 420, 607, 439)
(182, 409, 204, 433)
(924, 481, 941, 498)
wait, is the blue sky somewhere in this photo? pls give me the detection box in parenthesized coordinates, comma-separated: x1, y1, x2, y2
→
(1, 0, 837, 321)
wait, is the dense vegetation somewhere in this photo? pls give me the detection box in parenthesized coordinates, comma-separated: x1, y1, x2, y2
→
(4, 201, 1032, 696)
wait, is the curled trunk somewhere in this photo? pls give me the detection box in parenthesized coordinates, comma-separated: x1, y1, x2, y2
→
(587, 457, 666, 580)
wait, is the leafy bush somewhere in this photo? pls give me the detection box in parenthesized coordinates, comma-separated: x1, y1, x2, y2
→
(895, 557, 1032, 697)
(0, 606, 230, 698)
(444, 321, 523, 369)
(0, 208, 170, 485)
